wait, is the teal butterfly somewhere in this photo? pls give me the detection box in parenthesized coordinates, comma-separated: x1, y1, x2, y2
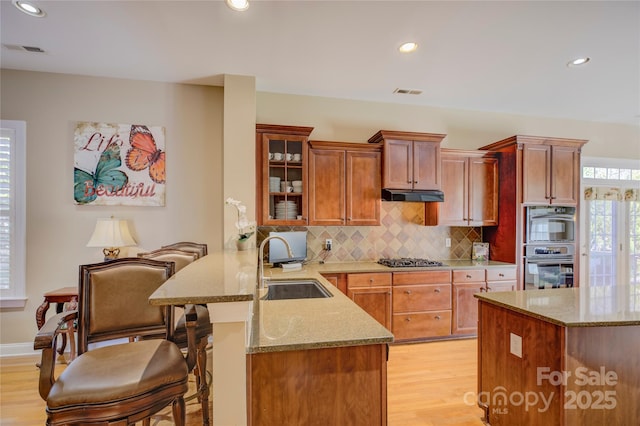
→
(74, 142, 129, 204)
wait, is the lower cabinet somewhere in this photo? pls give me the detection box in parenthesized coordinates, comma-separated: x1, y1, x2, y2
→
(338, 266, 516, 341)
(452, 267, 517, 336)
(247, 344, 388, 425)
(391, 271, 452, 341)
(347, 273, 392, 330)
(320, 272, 347, 294)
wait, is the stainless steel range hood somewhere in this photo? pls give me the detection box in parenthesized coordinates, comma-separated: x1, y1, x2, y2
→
(381, 189, 445, 202)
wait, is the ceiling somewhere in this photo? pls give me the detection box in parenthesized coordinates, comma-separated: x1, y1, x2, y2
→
(1, 0, 639, 126)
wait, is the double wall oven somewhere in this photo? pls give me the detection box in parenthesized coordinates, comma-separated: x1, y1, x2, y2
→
(524, 206, 576, 290)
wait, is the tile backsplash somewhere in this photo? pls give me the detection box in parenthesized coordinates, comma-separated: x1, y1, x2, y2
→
(258, 202, 482, 262)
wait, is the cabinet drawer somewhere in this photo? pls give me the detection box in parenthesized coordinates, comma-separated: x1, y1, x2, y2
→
(392, 311, 452, 341)
(347, 272, 392, 288)
(452, 269, 485, 283)
(486, 281, 516, 292)
(392, 270, 451, 285)
(486, 267, 516, 281)
(393, 284, 451, 312)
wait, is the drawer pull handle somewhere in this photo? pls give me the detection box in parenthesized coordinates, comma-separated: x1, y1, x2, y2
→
(434, 315, 441, 320)
(369, 278, 374, 283)
(405, 317, 411, 322)
(405, 290, 412, 295)
(499, 273, 504, 277)
(434, 288, 440, 293)
(466, 275, 472, 279)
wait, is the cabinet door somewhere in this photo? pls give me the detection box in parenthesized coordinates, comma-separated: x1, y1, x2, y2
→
(257, 127, 311, 225)
(452, 282, 485, 335)
(469, 156, 499, 226)
(346, 150, 381, 226)
(348, 287, 392, 330)
(320, 273, 347, 294)
(486, 281, 516, 292)
(308, 149, 345, 225)
(522, 144, 551, 204)
(550, 145, 580, 205)
(413, 140, 441, 190)
(439, 154, 468, 225)
(383, 140, 412, 189)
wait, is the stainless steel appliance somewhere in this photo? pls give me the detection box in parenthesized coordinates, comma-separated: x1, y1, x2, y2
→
(523, 244, 575, 290)
(526, 206, 575, 243)
(378, 258, 445, 267)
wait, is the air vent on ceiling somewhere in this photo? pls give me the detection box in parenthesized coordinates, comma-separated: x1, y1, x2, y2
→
(393, 88, 423, 95)
(3, 44, 45, 53)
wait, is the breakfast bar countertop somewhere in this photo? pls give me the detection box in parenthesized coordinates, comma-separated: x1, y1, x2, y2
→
(475, 285, 640, 327)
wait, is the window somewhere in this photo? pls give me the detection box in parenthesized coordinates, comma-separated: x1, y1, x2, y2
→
(582, 157, 640, 292)
(0, 120, 26, 308)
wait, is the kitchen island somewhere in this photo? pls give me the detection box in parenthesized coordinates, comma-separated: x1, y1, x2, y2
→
(475, 286, 640, 425)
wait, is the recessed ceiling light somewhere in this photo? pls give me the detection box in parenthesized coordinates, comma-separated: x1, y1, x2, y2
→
(398, 42, 418, 53)
(13, 0, 46, 17)
(567, 57, 590, 67)
(226, 0, 249, 12)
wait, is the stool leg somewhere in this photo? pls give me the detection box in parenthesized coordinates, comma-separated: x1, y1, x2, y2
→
(198, 336, 211, 425)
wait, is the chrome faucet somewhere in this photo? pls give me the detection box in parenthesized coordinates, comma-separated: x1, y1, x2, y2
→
(258, 235, 294, 288)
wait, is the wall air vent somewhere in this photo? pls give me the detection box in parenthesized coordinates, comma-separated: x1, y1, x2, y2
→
(3, 44, 45, 53)
(393, 88, 423, 95)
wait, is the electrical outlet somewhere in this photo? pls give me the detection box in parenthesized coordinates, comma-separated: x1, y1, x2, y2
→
(325, 239, 332, 251)
(445, 238, 451, 248)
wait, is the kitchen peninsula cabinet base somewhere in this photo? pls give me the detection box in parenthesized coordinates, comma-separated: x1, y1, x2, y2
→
(247, 344, 388, 425)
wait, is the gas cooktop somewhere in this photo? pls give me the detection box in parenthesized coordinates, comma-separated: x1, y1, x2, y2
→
(378, 258, 445, 268)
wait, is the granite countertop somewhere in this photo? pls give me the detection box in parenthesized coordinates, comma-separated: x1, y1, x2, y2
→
(149, 250, 257, 305)
(475, 285, 640, 327)
(149, 249, 515, 354)
(248, 265, 393, 353)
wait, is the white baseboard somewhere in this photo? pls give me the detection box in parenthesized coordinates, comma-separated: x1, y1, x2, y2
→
(0, 342, 40, 358)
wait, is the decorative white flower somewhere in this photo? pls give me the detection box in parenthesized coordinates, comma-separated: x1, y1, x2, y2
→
(226, 197, 256, 241)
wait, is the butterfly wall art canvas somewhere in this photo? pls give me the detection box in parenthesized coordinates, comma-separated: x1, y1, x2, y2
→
(74, 122, 166, 206)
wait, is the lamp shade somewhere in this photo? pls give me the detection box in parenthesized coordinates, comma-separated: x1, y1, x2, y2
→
(87, 218, 137, 248)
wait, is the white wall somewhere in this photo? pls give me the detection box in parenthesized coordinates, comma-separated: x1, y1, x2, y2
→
(0, 70, 224, 346)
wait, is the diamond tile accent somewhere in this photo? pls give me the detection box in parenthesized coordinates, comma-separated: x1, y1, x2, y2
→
(257, 203, 485, 262)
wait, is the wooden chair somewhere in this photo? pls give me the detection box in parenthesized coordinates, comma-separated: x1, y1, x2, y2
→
(137, 247, 212, 425)
(34, 258, 198, 426)
(161, 241, 208, 258)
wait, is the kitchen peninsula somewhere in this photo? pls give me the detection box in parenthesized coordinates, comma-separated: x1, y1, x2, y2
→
(475, 286, 640, 425)
(149, 249, 394, 425)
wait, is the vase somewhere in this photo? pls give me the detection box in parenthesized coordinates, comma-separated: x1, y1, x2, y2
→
(236, 238, 250, 251)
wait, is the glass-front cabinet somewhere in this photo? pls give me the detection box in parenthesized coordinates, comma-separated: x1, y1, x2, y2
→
(256, 124, 314, 225)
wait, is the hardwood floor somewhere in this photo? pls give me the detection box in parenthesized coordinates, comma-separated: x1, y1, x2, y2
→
(0, 339, 483, 425)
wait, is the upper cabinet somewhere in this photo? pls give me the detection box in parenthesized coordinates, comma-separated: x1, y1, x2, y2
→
(256, 124, 314, 225)
(522, 143, 582, 205)
(428, 149, 498, 226)
(368, 130, 446, 191)
(308, 141, 381, 226)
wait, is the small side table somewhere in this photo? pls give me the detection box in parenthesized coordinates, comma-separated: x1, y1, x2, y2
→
(36, 286, 78, 360)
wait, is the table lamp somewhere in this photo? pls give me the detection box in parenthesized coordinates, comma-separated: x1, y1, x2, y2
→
(86, 217, 137, 261)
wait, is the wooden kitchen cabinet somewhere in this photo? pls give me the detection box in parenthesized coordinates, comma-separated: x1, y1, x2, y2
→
(368, 130, 446, 191)
(480, 135, 587, 288)
(347, 273, 392, 329)
(320, 272, 347, 294)
(256, 124, 314, 225)
(522, 143, 582, 205)
(426, 149, 498, 226)
(308, 141, 381, 226)
(392, 271, 452, 342)
(247, 344, 388, 426)
(452, 267, 517, 335)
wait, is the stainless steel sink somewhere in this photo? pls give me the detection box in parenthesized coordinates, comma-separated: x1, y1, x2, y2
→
(261, 279, 333, 300)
